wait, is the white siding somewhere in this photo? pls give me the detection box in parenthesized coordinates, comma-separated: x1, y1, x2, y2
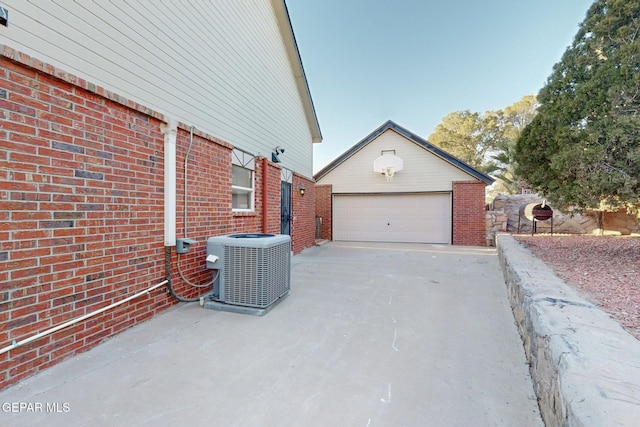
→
(0, 0, 315, 176)
(316, 129, 476, 193)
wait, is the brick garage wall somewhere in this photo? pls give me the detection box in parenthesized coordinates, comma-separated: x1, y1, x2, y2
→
(0, 51, 316, 389)
(452, 180, 487, 246)
(314, 184, 332, 241)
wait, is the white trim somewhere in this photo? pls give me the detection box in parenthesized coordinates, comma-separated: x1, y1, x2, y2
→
(281, 167, 293, 183)
(232, 148, 255, 170)
(232, 163, 255, 212)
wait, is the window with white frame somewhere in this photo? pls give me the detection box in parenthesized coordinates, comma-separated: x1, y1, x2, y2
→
(231, 149, 255, 211)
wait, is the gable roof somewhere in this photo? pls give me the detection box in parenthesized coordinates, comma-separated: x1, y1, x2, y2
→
(314, 120, 494, 184)
(274, 0, 322, 143)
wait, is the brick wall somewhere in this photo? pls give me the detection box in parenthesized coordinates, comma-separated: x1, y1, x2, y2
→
(314, 184, 332, 240)
(452, 181, 487, 246)
(0, 52, 316, 389)
(0, 55, 171, 389)
(264, 161, 283, 235)
(169, 128, 231, 302)
(291, 175, 315, 254)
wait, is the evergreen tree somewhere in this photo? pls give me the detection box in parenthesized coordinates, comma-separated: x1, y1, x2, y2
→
(515, 0, 640, 212)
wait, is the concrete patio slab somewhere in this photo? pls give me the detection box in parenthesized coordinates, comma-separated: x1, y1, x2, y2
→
(0, 242, 542, 426)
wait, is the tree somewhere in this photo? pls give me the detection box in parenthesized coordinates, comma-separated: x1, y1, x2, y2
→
(502, 95, 539, 141)
(428, 110, 508, 171)
(515, 0, 640, 213)
(429, 95, 538, 193)
(487, 95, 539, 193)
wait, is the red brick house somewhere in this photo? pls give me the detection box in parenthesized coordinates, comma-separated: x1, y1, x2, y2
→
(314, 121, 493, 246)
(0, 0, 321, 389)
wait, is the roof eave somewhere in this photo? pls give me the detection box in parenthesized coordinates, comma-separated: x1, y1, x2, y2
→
(272, 0, 323, 144)
(386, 122, 495, 185)
(314, 120, 495, 185)
(314, 120, 394, 181)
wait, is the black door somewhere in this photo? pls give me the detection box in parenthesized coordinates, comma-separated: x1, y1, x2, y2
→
(281, 181, 292, 235)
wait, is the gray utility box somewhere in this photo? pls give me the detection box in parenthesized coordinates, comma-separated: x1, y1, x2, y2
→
(206, 233, 291, 309)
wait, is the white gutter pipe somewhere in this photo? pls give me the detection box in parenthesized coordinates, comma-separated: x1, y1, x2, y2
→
(161, 119, 178, 246)
(0, 280, 168, 355)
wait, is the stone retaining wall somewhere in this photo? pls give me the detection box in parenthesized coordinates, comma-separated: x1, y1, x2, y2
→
(496, 234, 640, 426)
(486, 194, 640, 245)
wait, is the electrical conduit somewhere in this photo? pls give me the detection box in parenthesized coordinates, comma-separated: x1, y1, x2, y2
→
(0, 280, 168, 355)
(184, 126, 194, 238)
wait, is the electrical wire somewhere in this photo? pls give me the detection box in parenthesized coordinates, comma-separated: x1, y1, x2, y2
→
(165, 125, 218, 302)
(166, 247, 210, 303)
(177, 252, 218, 288)
(184, 126, 195, 237)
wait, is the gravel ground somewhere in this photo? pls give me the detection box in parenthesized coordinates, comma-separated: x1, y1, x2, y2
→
(513, 234, 640, 341)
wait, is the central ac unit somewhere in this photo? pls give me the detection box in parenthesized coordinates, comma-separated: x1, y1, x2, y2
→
(204, 233, 291, 315)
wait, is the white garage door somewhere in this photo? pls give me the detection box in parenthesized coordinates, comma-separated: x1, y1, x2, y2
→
(333, 193, 451, 244)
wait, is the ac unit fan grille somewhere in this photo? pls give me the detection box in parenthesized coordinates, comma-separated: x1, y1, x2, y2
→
(223, 240, 290, 308)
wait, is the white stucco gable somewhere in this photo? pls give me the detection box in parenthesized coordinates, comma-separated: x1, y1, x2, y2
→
(315, 121, 494, 193)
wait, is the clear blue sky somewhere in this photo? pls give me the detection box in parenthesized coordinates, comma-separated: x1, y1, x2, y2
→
(285, 0, 595, 173)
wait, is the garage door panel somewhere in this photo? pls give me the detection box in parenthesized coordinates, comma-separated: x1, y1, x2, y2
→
(333, 194, 451, 244)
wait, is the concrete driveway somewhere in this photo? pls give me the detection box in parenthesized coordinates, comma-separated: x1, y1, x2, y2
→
(0, 242, 542, 426)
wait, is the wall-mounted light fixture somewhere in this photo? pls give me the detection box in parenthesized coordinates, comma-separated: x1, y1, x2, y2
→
(297, 185, 306, 197)
(272, 146, 285, 163)
(0, 6, 8, 27)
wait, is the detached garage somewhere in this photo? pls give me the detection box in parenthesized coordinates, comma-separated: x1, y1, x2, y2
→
(314, 121, 494, 246)
(333, 193, 451, 243)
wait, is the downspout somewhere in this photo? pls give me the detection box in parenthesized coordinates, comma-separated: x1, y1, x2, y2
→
(161, 119, 178, 247)
(160, 119, 196, 302)
(262, 156, 269, 233)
